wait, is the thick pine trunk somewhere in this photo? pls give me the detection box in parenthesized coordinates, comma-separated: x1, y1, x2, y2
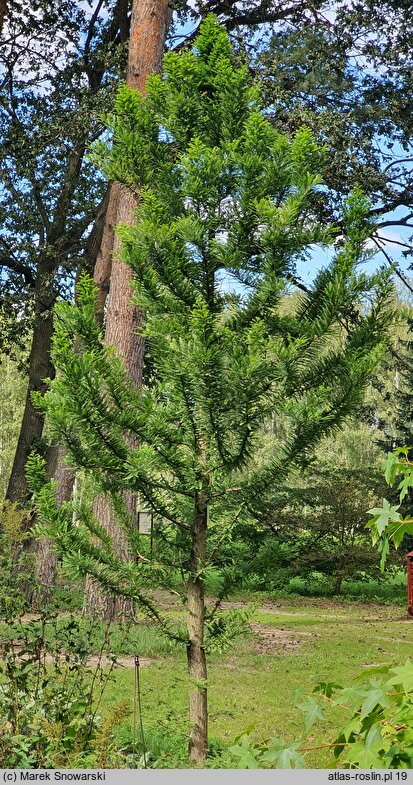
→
(187, 492, 208, 764)
(100, 187, 144, 384)
(84, 187, 144, 621)
(6, 264, 55, 504)
(83, 491, 136, 621)
(85, 0, 172, 620)
(32, 443, 76, 607)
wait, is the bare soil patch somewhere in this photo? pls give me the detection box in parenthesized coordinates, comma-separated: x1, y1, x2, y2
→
(146, 589, 183, 610)
(2, 650, 153, 669)
(247, 622, 317, 655)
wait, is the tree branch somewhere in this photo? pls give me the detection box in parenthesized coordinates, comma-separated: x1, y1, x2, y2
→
(0, 253, 35, 287)
(368, 203, 413, 221)
(376, 214, 413, 230)
(383, 158, 413, 173)
(83, 0, 106, 66)
(32, 182, 51, 235)
(371, 236, 413, 295)
(374, 234, 413, 252)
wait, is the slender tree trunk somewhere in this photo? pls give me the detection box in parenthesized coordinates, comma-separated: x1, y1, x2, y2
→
(187, 490, 208, 764)
(4, 0, 127, 506)
(6, 263, 55, 504)
(85, 0, 173, 620)
(92, 182, 119, 324)
(82, 185, 113, 277)
(5, 262, 55, 601)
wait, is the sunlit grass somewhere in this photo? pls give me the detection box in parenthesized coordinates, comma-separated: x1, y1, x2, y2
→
(1, 586, 410, 767)
(95, 596, 413, 767)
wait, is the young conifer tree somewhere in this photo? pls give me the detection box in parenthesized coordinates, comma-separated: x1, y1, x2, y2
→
(29, 17, 394, 764)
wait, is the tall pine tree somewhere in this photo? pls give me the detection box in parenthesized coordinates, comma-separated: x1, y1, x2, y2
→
(30, 18, 394, 764)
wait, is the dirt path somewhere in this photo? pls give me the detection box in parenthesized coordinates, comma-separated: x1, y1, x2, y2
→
(4, 651, 154, 669)
(8, 591, 412, 667)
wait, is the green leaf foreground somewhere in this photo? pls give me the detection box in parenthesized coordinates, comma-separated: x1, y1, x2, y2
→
(228, 659, 413, 768)
(297, 696, 326, 730)
(366, 447, 413, 565)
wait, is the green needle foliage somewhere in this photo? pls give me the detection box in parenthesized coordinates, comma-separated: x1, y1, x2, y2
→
(28, 16, 395, 761)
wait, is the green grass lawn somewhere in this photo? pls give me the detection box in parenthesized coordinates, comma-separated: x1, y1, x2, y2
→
(95, 597, 413, 767)
(1, 593, 411, 767)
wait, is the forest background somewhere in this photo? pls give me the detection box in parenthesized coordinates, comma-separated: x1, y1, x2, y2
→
(1, 0, 413, 770)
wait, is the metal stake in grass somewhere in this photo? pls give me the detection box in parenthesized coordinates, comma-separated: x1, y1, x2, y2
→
(133, 654, 147, 768)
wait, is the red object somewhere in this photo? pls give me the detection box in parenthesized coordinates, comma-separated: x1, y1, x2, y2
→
(407, 551, 413, 615)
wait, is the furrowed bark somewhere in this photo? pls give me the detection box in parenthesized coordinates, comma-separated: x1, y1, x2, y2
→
(83, 491, 136, 621)
(32, 443, 75, 607)
(85, 186, 144, 621)
(85, 0, 173, 621)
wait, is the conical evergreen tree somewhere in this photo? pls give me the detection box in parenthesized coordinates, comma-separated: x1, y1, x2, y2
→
(29, 17, 394, 763)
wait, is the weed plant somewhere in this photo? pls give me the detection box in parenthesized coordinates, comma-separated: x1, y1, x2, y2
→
(0, 502, 123, 768)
